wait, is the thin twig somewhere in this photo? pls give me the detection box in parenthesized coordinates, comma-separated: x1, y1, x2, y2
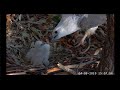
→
(18, 21, 42, 24)
(81, 38, 91, 54)
(7, 67, 44, 75)
(76, 55, 99, 59)
(65, 60, 97, 69)
(57, 62, 77, 75)
(46, 67, 62, 75)
(7, 72, 27, 75)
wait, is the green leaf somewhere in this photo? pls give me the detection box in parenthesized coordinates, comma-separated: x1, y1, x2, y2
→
(52, 16, 61, 23)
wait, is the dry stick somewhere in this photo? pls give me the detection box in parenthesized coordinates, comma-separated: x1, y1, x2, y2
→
(76, 55, 99, 59)
(57, 62, 77, 75)
(14, 14, 22, 22)
(18, 14, 22, 21)
(6, 67, 44, 75)
(6, 68, 25, 73)
(46, 67, 62, 75)
(75, 35, 91, 54)
(76, 48, 102, 60)
(94, 48, 102, 56)
(92, 48, 103, 67)
(64, 60, 97, 69)
(26, 14, 30, 20)
(81, 38, 91, 54)
(75, 33, 88, 48)
(12, 15, 24, 30)
(18, 21, 42, 24)
(31, 32, 39, 40)
(7, 72, 27, 75)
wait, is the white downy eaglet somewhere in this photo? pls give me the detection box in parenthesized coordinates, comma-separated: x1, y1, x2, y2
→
(26, 41, 50, 67)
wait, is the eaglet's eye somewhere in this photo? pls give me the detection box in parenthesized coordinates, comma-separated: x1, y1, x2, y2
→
(53, 31, 58, 39)
(54, 31, 58, 34)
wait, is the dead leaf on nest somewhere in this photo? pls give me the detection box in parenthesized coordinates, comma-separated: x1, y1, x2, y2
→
(21, 31, 29, 38)
(31, 27, 41, 37)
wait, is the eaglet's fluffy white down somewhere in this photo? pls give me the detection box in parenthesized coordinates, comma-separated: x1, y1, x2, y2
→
(26, 41, 50, 67)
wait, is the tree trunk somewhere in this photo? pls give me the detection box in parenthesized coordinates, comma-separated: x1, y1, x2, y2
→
(98, 14, 114, 74)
